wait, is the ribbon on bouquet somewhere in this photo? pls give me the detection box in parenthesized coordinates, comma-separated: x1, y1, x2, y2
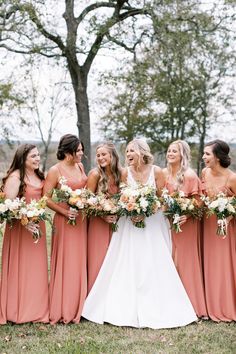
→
(173, 214, 182, 233)
(217, 218, 227, 238)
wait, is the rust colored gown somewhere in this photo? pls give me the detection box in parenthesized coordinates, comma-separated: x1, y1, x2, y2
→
(87, 179, 118, 293)
(202, 170, 236, 321)
(165, 171, 207, 317)
(49, 163, 87, 324)
(0, 181, 49, 324)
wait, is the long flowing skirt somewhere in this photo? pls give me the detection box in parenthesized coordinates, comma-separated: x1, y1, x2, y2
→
(0, 222, 49, 324)
(82, 211, 197, 329)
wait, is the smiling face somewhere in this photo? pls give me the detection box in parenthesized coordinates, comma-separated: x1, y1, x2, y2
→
(126, 143, 140, 167)
(166, 143, 181, 166)
(96, 146, 111, 168)
(74, 143, 84, 163)
(66, 143, 84, 164)
(25, 147, 40, 171)
(203, 145, 218, 168)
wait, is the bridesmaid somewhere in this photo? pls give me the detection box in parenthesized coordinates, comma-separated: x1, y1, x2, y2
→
(43, 134, 87, 324)
(163, 140, 207, 318)
(202, 139, 236, 321)
(0, 144, 49, 324)
(87, 142, 123, 292)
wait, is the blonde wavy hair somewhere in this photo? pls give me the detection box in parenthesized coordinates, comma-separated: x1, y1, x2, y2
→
(96, 142, 121, 193)
(167, 140, 191, 187)
(126, 139, 153, 167)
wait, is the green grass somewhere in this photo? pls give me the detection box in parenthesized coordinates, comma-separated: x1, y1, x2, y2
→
(0, 320, 235, 354)
(0, 222, 236, 354)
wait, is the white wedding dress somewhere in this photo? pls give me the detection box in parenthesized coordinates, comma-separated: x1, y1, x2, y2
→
(82, 166, 197, 329)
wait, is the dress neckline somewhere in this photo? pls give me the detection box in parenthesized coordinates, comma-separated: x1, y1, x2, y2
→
(128, 166, 154, 185)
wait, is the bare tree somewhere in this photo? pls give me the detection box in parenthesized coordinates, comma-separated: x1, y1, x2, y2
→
(0, 0, 150, 170)
(27, 67, 74, 171)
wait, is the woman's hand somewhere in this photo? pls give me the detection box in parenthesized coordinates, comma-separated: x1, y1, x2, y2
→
(25, 222, 40, 234)
(131, 215, 145, 224)
(66, 207, 78, 221)
(102, 215, 118, 224)
(226, 215, 233, 226)
(178, 215, 189, 226)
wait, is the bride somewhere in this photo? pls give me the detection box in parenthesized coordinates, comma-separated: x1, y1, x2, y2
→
(82, 139, 197, 329)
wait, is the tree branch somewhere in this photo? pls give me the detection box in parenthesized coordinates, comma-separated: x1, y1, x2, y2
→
(0, 43, 61, 57)
(83, 6, 147, 73)
(75, 1, 134, 25)
(23, 4, 66, 53)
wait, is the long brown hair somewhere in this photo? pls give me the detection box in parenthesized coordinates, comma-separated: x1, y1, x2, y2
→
(2, 144, 44, 197)
(96, 142, 121, 193)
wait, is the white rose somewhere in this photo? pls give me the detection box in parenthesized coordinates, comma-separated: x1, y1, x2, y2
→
(76, 200, 84, 209)
(227, 204, 235, 213)
(74, 189, 82, 196)
(210, 200, 219, 209)
(26, 210, 35, 218)
(0, 204, 8, 213)
(139, 197, 148, 210)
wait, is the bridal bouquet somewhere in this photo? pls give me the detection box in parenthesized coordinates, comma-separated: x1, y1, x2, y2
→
(161, 189, 202, 233)
(118, 184, 161, 228)
(52, 176, 91, 225)
(16, 196, 51, 242)
(85, 192, 120, 231)
(201, 192, 236, 237)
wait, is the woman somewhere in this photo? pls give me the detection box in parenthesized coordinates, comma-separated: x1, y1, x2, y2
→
(202, 139, 236, 321)
(0, 144, 49, 324)
(87, 142, 123, 292)
(82, 139, 197, 329)
(43, 134, 87, 324)
(163, 140, 207, 318)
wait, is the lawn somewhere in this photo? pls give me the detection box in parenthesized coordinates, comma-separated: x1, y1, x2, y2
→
(0, 223, 235, 354)
(0, 320, 235, 353)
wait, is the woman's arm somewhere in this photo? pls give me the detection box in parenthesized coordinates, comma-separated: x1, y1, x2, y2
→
(3, 173, 21, 199)
(43, 166, 77, 219)
(120, 167, 128, 184)
(229, 171, 236, 195)
(154, 166, 166, 196)
(86, 169, 100, 193)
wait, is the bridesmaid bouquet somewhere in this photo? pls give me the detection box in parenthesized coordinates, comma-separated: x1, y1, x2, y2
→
(161, 189, 202, 233)
(0, 192, 22, 234)
(52, 176, 91, 225)
(0, 194, 23, 223)
(201, 192, 236, 237)
(16, 196, 51, 243)
(0, 194, 50, 242)
(118, 184, 161, 228)
(85, 192, 120, 231)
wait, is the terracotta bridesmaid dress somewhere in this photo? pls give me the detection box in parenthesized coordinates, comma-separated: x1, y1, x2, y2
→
(87, 181, 118, 293)
(202, 174, 236, 321)
(165, 172, 207, 318)
(0, 181, 49, 324)
(49, 163, 87, 324)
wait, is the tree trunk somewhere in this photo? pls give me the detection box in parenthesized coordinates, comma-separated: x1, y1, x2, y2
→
(197, 110, 207, 176)
(75, 73, 91, 173)
(67, 62, 91, 172)
(42, 144, 49, 172)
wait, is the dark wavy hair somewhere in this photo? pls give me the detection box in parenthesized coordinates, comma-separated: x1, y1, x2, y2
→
(2, 144, 44, 197)
(56, 134, 84, 160)
(205, 139, 231, 168)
